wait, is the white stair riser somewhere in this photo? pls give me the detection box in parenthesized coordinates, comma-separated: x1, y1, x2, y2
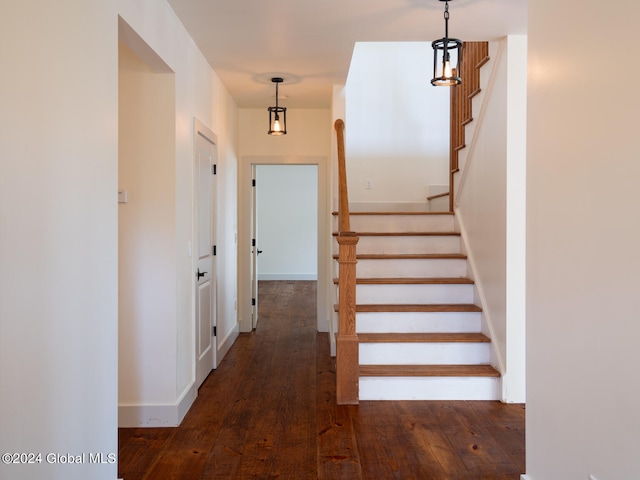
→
(359, 342, 490, 365)
(356, 235, 460, 254)
(356, 259, 468, 278)
(359, 376, 500, 401)
(355, 283, 473, 304)
(348, 214, 454, 233)
(356, 311, 481, 333)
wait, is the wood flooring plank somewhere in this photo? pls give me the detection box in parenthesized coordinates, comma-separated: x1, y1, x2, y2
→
(118, 281, 526, 480)
(235, 281, 317, 480)
(141, 332, 262, 479)
(393, 401, 485, 479)
(316, 333, 363, 480)
(469, 402, 526, 472)
(351, 402, 435, 480)
(441, 421, 524, 479)
(117, 428, 175, 480)
(198, 336, 275, 479)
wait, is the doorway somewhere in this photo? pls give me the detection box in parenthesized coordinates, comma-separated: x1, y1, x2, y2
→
(239, 155, 330, 334)
(251, 165, 318, 329)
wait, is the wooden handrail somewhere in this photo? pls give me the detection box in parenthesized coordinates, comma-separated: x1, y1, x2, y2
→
(334, 119, 359, 405)
(335, 119, 350, 233)
(427, 191, 450, 201)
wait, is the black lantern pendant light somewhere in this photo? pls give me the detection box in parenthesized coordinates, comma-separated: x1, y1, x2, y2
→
(431, 0, 462, 86)
(267, 77, 287, 135)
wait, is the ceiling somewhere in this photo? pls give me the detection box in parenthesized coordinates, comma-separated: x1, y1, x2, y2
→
(166, 0, 527, 108)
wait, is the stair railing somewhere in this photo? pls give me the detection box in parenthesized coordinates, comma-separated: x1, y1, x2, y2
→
(334, 119, 359, 405)
(449, 42, 489, 211)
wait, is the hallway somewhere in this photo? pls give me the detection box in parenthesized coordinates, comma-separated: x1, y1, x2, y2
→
(118, 281, 525, 479)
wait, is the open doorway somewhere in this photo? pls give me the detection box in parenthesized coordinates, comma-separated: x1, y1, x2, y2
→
(239, 155, 330, 334)
(251, 165, 318, 329)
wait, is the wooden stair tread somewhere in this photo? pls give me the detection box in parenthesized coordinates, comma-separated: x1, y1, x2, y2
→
(333, 277, 473, 285)
(332, 211, 453, 216)
(334, 304, 482, 313)
(332, 231, 461, 237)
(360, 364, 500, 377)
(333, 253, 467, 260)
(358, 332, 491, 343)
(358, 253, 466, 259)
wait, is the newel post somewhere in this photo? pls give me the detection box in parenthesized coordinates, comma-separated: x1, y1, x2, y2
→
(336, 231, 359, 405)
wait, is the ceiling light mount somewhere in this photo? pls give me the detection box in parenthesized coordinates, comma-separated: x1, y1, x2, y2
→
(431, 0, 462, 86)
(267, 77, 287, 135)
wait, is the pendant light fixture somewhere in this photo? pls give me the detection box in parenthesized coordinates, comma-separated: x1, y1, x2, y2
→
(267, 77, 287, 135)
(431, 0, 462, 86)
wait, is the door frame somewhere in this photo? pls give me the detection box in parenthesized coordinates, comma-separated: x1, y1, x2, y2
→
(238, 155, 330, 333)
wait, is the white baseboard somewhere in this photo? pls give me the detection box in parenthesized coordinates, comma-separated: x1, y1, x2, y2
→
(216, 323, 239, 366)
(520, 475, 530, 480)
(176, 383, 198, 425)
(118, 382, 197, 428)
(257, 273, 317, 281)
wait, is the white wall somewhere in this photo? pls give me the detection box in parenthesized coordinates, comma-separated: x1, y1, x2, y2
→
(455, 37, 527, 403)
(117, 0, 239, 426)
(237, 108, 331, 332)
(0, 0, 240, 442)
(345, 42, 450, 209)
(526, 1, 640, 479)
(256, 165, 318, 280)
(0, 2, 118, 479)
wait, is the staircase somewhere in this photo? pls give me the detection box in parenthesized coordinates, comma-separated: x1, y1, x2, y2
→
(332, 211, 501, 401)
(332, 42, 496, 402)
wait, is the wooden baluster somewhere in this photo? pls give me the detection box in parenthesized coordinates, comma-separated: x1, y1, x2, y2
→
(470, 42, 479, 98)
(463, 43, 472, 125)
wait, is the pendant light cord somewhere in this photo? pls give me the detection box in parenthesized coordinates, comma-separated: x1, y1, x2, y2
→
(444, 1, 449, 40)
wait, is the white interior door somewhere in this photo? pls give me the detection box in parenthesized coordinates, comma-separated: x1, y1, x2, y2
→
(250, 164, 259, 329)
(195, 124, 217, 387)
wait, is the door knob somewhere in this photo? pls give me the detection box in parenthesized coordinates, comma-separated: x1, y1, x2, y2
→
(197, 268, 207, 279)
(257, 249, 263, 255)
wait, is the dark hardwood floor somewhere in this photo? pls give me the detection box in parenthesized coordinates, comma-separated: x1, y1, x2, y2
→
(119, 280, 525, 480)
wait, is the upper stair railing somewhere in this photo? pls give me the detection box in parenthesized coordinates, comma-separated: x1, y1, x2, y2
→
(449, 41, 489, 211)
(334, 119, 359, 405)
